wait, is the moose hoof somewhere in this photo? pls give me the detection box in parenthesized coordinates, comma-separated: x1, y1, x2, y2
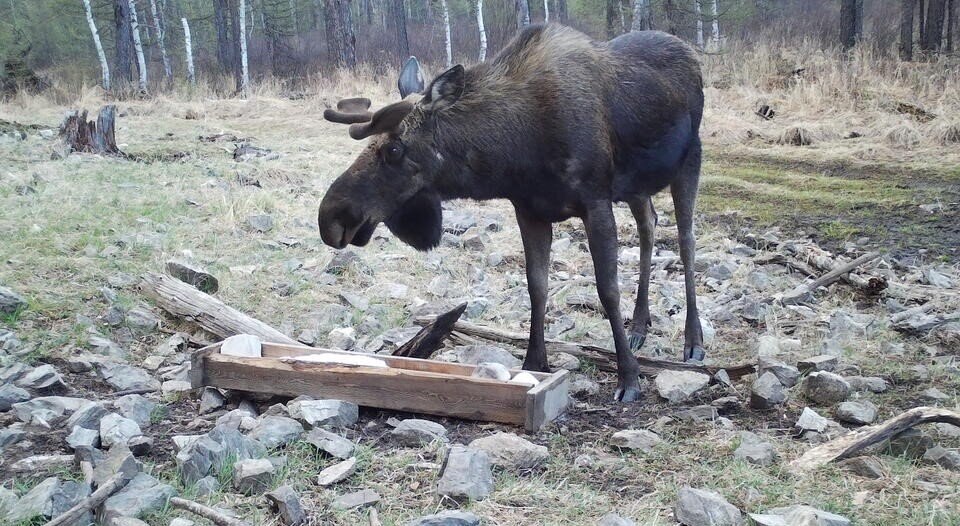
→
(683, 345, 706, 363)
(614, 383, 642, 403)
(627, 332, 647, 352)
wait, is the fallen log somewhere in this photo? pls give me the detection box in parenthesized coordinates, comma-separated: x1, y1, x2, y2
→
(139, 272, 298, 345)
(170, 497, 251, 526)
(416, 316, 756, 380)
(781, 244, 886, 297)
(789, 406, 960, 474)
(393, 302, 466, 359)
(58, 105, 121, 156)
(43, 474, 130, 526)
(780, 251, 881, 305)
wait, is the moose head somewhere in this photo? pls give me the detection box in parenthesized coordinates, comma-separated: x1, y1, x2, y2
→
(318, 57, 468, 252)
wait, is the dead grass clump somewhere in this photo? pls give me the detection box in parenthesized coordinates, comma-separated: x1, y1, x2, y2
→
(931, 122, 960, 145)
(884, 123, 924, 149)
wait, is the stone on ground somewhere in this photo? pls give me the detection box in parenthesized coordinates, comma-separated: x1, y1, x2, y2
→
(114, 394, 157, 428)
(674, 486, 744, 525)
(305, 428, 356, 459)
(100, 412, 143, 448)
(757, 357, 800, 387)
(92, 444, 140, 486)
(98, 363, 161, 392)
(0, 384, 31, 411)
(166, 259, 219, 293)
(437, 445, 494, 501)
(468, 432, 550, 469)
(288, 399, 358, 428)
(888, 429, 934, 459)
(920, 387, 950, 402)
(451, 344, 521, 368)
(795, 407, 830, 433)
(803, 372, 850, 406)
(331, 489, 380, 510)
(316, 457, 358, 486)
(923, 446, 960, 471)
(655, 370, 711, 403)
(609, 429, 664, 453)
(199, 387, 226, 414)
(67, 425, 101, 449)
(846, 376, 888, 393)
(405, 510, 482, 526)
(471, 362, 511, 381)
(66, 401, 109, 430)
(750, 372, 787, 409)
(0, 486, 17, 518)
(249, 416, 304, 449)
(0, 285, 27, 314)
(233, 458, 275, 494)
(100, 473, 175, 523)
(220, 334, 262, 357)
(16, 364, 67, 392)
(837, 456, 885, 479)
(391, 418, 449, 446)
(733, 431, 778, 466)
(797, 355, 838, 373)
(599, 513, 637, 525)
(265, 485, 307, 525)
(834, 400, 878, 425)
(750, 505, 850, 526)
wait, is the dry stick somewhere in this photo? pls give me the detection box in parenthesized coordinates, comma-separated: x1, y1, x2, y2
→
(789, 406, 960, 474)
(419, 317, 756, 380)
(170, 497, 252, 526)
(783, 245, 886, 295)
(393, 302, 467, 359)
(43, 474, 130, 526)
(139, 272, 298, 345)
(780, 251, 881, 305)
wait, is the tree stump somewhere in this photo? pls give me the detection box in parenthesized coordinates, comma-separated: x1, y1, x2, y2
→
(58, 105, 121, 155)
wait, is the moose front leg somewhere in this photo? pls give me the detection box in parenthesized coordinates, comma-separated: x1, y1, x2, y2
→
(515, 206, 552, 372)
(583, 200, 642, 402)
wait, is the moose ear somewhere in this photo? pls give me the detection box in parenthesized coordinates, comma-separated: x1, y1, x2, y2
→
(425, 65, 465, 110)
(348, 100, 415, 140)
(398, 56, 425, 99)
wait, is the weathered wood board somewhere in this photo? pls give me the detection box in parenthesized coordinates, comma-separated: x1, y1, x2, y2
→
(191, 341, 570, 432)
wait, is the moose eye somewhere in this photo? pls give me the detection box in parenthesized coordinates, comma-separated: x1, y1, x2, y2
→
(383, 141, 405, 164)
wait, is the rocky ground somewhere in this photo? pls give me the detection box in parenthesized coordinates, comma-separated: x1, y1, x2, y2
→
(0, 93, 958, 526)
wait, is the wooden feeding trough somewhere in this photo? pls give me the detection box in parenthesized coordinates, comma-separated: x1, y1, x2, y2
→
(190, 340, 570, 432)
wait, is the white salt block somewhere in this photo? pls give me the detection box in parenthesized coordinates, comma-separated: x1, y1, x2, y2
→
(292, 353, 388, 368)
(471, 362, 511, 381)
(510, 371, 540, 386)
(220, 334, 262, 357)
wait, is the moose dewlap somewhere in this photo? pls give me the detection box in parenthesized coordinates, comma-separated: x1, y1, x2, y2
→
(191, 339, 570, 432)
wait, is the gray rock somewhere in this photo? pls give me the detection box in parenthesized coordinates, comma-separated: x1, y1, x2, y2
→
(392, 419, 449, 446)
(100, 473, 175, 522)
(655, 370, 710, 403)
(674, 486, 744, 525)
(834, 400, 878, 425)
(437, 445, 494, 501)
(99, 364, 161, 392)
(451, 344, 522, 368)
(803, 372, 850, 406)
(923, 446, 960, 471)
(67, 425, 101, 449)
(0, 362, 31, 383)
(249, 416, 304, 449)
(176, 425, 267, 484)
(127, 435, 154, 456)
(16, 364, 67, 392)
(472, 362, 511, 381)
(675, 405, 720, 423)
(846, 376, 888, 393)
(920, 387, 950, 402)
(0, 486, 17, 518)
(750, 372, 787, 409)
(733, 431, 778, 466)
(0, 425, 26, 451)
(569, 374, 600, 397)
(247, 214, 275, 232)
(125, 307, 160, 333)
(405, 510, 482, 526)
(757, 357, 800, 388)
(305, 428, 356, 459)
(468, 432, 550, 469)
(169, 519, 195, 526)
(100, 413, 142, 448)
(195, 476, 219, 496)
(6, 477, 59, 523)
(316, 457, 358, 486)
(112, 519, 151, 526)
(797, 355, 838, 373)
(324, 250, 362, 274)
(66, 401, 109, 430)
(266, 485, 306, 525)
(233, 458, 275, 494)
(599, 513, 637, 526)
(888, 428, 934, 458)
(706, 262, 736, 281)
(161, 380, 193, 395)
(837, 456, 884, 479)
(750, 505, 849, 526)
(609, 429, 664, 453)
(12, 396, 85, 426)
(114, 394, 157, 428)
(10, 454, 73, 474)
(0, 384, 31, 411)
(199, 388, 226, 414)
(0, 285, 27, 314)
(795, 407, 830, 433)
(166, 260, 219, 294)
(331, 488, 380, 510)
(92, 444, 140, 487)
(288, 399, 358, 428)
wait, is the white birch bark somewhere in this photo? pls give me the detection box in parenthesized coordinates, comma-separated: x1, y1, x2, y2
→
(695, 0, 704, 48)
(82, 0, 111, 91)
(441, 0, 452, 67)
(181, 17, 195, 84)
(631, 0, 649, 31)
(149, 0, 171, 79)
(476, 0, 486, 61)
(544, 0, 549, 22)
(712, 0, 721, 48)
(128, 0, 148, 91)
(239, 0, 250, 96)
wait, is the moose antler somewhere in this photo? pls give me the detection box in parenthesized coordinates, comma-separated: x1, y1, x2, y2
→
(324, 97, 415, 141)
(323, 97, 373, 124)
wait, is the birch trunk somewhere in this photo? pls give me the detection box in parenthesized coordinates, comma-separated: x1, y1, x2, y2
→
(712, 0, 720, 47)
(181, 17, 195, 84)
(476, 0, 486, 61)
(82, 0, 111, 91)
(149, 0, 171, 79)
(239, 0, 250, 95)
(543, 0, 549, 22)
(441, 0, 452, 67)
(516, 0, 530, 28)
(695, 0, 704, 48)
(631, 0, 650, 30)
(128, 0, 148, 91)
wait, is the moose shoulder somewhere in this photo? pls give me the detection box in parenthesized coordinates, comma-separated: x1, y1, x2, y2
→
(318, 24, 705, 402)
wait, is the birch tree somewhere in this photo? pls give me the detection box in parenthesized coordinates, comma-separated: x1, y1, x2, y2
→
(543, 0, 549, 22)
(711, 0, 721, 47)
(440, 0, 452, 67)
(149, 0, 171, 80)
(181, 17, 195, 84)
(631, 0, 650, 31)
(239, 0, 250, 95)
(516, 0, 530, 28)
(128, 0, 148, 91)
(695, 0, 704, 48)
(476, 0, 486, 61)
(82, 0, 110, 91)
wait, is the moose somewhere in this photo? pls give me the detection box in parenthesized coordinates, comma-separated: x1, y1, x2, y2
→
(318, 24, 705, 402)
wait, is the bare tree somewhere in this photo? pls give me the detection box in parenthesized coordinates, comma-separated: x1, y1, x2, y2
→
(114, 0, 134, 82)
(711, 0, 721, 47)
(392, 0, 410, 61)
(922, 0, 947, 52)
(128, 0, 148, 91)
(82, 0, 110, 91)
(632, 0, 651, 30)
(557, 0, 568, 23)
(239, 0, 249, 94)
(606, 0, 617, 37)
(948, 0, 955, 52)
(476, 0, 487, 61)
(149, 0, 172, 80)
(840, 0, 861, 50)
(543, 0, 549, 22)
(213, 0, 236, 77)
(695, 0, 704, 48)
(440, 0, 452, 67)
(516, 0, 530, 28)
(920, 0, 927, 40)
(325, 0, 358, 67)
(181, 17, 195, 84)
(901, 0, 916, 59)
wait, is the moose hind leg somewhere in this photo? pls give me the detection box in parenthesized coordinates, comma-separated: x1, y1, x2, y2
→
(670, 143, 706, 362)
(627, 196, 657, 352)
(583, 200, 642, 402)
(515, 206, 552, 372)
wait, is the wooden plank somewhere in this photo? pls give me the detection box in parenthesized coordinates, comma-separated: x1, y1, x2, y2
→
(202, 354, 531, 425)
(525, 369, 570, 432)
(189, 343, 220, 388)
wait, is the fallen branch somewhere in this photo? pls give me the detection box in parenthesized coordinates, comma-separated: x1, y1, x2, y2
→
(789, 406, 960, 474)
(43, 474, 130, 526)
(393, 303, 466, 359)
(140, 272, 297, 345)
(170, 497, 251, 526)
(782, 245, 887, 297)
(780, 251, 881, 305)
(416, 317, 756, 380)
